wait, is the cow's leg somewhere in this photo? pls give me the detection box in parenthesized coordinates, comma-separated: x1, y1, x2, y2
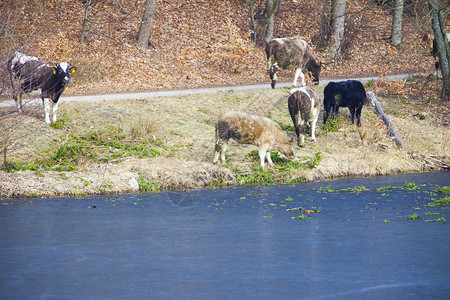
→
(213, 143, 221, 164)
(355, 105, 363, 127)
(43, 98, 51, 124)
(271, 72, 278, 89)
(290, 112, 301, 146)
(323, 109, 330, 125)
(310, 117, 318, 143)
(9, 72, 20, 111)
(52, 100, 59, 123)
(298, 120, 306, 147)
(293, 68, 305, 87)
(349, 106, 356, 125)
(333, 105, 340, 119)
(214, 139, 228, 164)
(258, 144, 270, 167)
(265, 150, 273, 166)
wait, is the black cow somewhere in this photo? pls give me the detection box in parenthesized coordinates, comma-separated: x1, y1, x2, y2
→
(8, 52, 76, 124)
(265, 37, 321, 89)
(323, 80, 367, 127)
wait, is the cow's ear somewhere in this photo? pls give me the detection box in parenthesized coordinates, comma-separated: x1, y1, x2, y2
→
(52, 67, 57, 75)
(318, 61, 322, 68)
(69, 66, 76, 73)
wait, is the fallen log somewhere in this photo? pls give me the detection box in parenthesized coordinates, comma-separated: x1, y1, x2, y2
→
(366, 91, 403, 148)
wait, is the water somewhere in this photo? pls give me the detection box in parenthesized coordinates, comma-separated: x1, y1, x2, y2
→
(0, 172, 449, 299)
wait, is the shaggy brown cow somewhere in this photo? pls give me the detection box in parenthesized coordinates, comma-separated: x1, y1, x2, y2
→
(266, 37, 321, 89)
(213, 112, 295, 167)
(8, 52, 76, 124)
(288, 87, 321, 147)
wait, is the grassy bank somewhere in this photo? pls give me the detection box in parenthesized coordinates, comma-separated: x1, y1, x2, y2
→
(0, 84, 449, 199)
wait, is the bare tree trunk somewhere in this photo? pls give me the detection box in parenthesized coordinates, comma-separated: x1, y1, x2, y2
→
(429, 0, 450, 100)
(80, 0, 92, 42)
(318, 0, 329, 48)
(367, 92, 403, 148)
(391, 0, 403, 46)
(330, 0, 346, 60)
(265, 0, 275, 42)
(57, 0, 64, 21)
(252, 0, 278, 45)
(137, 0, 157, 48)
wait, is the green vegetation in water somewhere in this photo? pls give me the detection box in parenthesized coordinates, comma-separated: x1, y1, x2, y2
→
(318, 185, 368, 194)
(289, 207, 303, 211)
(291, 215, 310, 220)
(377, 186, 401, 192)
(402, 182, 420, 191)
(425, 196, 450, 207)
(407, 213, 421, 220)
(427, 217, 446, 222)
(425, 212, 440, 215)
(435, 185, 450, 194)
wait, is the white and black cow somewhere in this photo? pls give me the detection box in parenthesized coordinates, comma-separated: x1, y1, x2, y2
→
(288, 87, 321, 147)
(266, 37, 321, 89)
(323, 80, 367, 127)
(8, 52, 76, 124)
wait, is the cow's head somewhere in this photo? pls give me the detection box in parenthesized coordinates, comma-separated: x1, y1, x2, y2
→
(308, 61, 321, 85)
(278, 137, 295, 159)
(53, 62, 76, 84)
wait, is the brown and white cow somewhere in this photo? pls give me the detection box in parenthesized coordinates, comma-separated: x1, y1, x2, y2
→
(213, 112, 295, 167)
(266, 37, 321, 89)
(288, 87, 321, 147)
(8, 52, 76, 124)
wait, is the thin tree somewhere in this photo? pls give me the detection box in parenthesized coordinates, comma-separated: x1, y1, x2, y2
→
(391, 0, 404, 46)
(330, 0, 346, 60)
(136, 0, 157, 47)
(429, 0, 450, 100)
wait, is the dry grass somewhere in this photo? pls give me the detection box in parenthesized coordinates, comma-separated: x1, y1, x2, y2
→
(0, 86, 449, 199)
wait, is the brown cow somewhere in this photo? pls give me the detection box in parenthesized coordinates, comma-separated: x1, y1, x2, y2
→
(213, 112, 295, 167)
(266, 37, 321, 89)
(288, 87, 321, 147)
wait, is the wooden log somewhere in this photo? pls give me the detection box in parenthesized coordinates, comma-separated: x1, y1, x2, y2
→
(366, 91, 403, 148)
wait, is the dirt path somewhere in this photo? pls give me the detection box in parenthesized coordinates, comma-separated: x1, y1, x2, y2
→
(0, 73, 424, 108)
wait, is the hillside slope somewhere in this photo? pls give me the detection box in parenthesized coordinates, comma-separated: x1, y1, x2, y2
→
(2, 0, 435, 95)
